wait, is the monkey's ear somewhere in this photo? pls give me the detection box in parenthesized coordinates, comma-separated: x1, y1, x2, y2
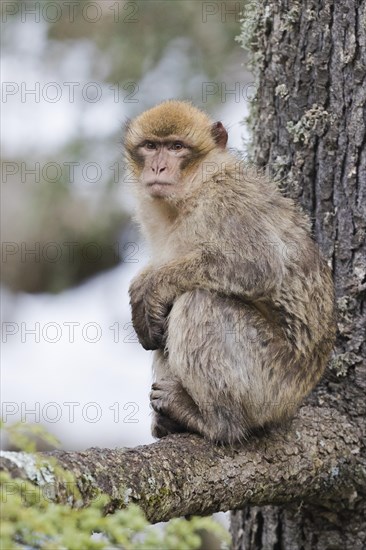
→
(211, 121, 228, 149)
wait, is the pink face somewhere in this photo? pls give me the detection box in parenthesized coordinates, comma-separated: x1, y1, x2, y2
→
(128, 120, 228, 199)
(138, 138, 192, 198)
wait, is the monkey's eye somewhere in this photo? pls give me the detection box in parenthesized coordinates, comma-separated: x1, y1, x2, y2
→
(170, 142, 185, 151)
(145, 141, 157, 150)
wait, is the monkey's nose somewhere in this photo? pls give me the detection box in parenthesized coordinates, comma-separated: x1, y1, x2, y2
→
(152, 165, 167, 175)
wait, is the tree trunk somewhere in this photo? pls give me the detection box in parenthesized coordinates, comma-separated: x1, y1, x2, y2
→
(232, 0, 366, 548)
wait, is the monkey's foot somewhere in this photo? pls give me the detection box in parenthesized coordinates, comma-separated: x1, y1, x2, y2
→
(151, 412, 186, 438)
(150, 380, 201, 435)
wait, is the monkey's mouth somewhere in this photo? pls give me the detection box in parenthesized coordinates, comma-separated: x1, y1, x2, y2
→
(146, 181, 175, 197)
(146, 181, 173, 187)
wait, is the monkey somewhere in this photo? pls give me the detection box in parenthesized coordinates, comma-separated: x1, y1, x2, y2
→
(124, 100, 336, 444)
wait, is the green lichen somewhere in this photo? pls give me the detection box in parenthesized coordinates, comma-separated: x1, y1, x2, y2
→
(329, 352, 359, 378)
(305, 53, 315, 70)
(275, 84, 289, 99)
(329, 355, 349, 377)
(236, 1, 274, 73)
(305, 8, 317, 21)
(236, 1, 268, 156)
(147, 484, 172, 508)
(236, 2, 267, 73)
(283, 3, 301, 28)
(286, 105, 336, 145)
(236, 1, 262, 57)
(271, 155, 292, 187)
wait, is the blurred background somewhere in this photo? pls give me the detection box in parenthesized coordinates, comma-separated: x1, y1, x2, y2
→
(1, 0, 253, 451)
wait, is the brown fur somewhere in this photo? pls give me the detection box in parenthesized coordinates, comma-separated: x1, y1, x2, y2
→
(124, 100, 336, 445)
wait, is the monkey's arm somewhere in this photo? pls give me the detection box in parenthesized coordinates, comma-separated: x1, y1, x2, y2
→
(129, 265, 160, 350)
(129, 247, 282, 350)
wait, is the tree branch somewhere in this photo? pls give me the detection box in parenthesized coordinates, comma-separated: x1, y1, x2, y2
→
(0, 407, 362, 523)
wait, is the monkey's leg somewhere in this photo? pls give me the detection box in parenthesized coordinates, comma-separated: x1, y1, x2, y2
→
(164, 289, 282, 444)
(150, 374, 245, 443)
(150, 377, 203, 437)
(150, 350, 188, 438)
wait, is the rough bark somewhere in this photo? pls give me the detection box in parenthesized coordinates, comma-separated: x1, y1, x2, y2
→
(233, 0, 366, 548)
(0, 407, 362, 524)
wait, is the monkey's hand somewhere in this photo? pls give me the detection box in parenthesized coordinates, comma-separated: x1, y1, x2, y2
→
(129, 269, 174, 350)
(129, 268, 157, 350)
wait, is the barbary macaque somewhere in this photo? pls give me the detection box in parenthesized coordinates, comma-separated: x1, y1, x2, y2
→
(124, 100, 336, 444)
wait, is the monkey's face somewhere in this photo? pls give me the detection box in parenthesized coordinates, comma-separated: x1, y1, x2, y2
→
(124, 100, 228, 201)
(134, 138, 195, 199)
